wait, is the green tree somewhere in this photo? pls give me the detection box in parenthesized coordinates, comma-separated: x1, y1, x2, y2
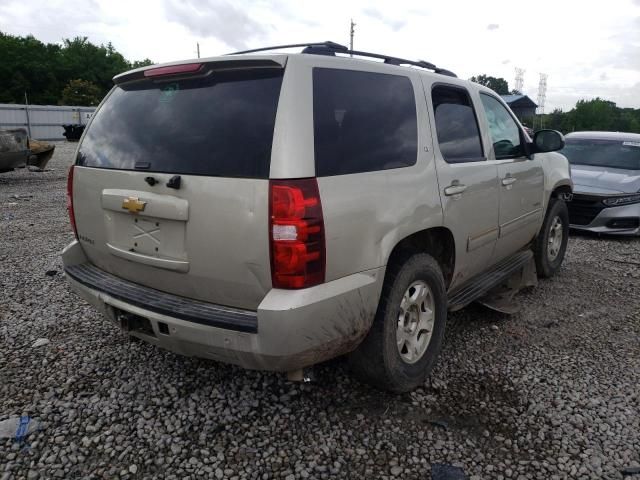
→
(0, 31, 153, 105)
(539, 99, 640, 134)
(469, 74, 510, 94)
(61, 79, 103, 106)
(131, 58, 154, 69)
(614, 108, 640, 132)
(572, 98, 617, 131)
(57, 37, 130, 96)
(544, 108, 568, 132)
(0, 32, 61, 104)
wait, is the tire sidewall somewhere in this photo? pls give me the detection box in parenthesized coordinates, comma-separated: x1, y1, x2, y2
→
(538, 199, 569, 276)
(380, 255, 447, 390)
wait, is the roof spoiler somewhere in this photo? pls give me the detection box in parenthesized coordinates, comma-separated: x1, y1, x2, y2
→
(113, 58, 285, 85)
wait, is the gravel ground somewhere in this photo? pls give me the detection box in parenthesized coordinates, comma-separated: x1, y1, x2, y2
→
(1, 142, 639, 480)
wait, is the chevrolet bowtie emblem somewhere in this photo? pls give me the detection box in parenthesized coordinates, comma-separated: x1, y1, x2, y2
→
(122, 196, 147, 214)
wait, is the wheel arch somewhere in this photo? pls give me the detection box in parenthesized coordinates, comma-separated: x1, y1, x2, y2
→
(551, 182, 573, 198)
(544, 180, 573, 215)
(541, 150, 573, 207)
(385, 227, 456, 289)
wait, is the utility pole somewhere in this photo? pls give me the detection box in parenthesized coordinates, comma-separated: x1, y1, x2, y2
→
(349, 19, 356, 55)
(196, 42, 200, 59)
(24, 92, 32, 138)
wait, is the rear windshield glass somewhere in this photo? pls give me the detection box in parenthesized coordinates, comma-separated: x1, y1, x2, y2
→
(77, 68, 284, 178)
(313, 68, 418, 176)
(561, 139, 640, 170)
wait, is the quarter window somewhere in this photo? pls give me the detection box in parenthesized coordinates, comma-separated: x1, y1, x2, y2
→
(479, 93, 523, 159)
(431, 86, 484, 163)
(313, 68, 418, 176)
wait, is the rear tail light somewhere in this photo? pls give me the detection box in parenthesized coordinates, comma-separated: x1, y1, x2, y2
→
(269, 179, 325, 289)
(66, 165, 78, 239)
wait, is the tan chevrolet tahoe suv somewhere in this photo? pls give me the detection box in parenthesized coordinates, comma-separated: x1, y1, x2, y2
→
(62, 42, 572, 392)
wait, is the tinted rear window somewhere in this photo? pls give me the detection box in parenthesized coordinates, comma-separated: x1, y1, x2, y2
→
(561, 138, 640, 170)
(432, 85, 484, 163)
(77, 68, 284, 178)
(313, 68, 418, 176)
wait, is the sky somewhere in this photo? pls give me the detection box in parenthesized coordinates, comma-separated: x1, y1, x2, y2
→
(1, 0, 639, 111)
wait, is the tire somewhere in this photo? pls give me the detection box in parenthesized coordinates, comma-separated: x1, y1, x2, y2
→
(533, 198, 569, 278)
(349, 253, 447, 393)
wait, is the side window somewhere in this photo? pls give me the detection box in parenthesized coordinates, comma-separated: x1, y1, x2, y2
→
(479, 93, 523, 159)
(313, 68, 418, 176)
(431, 85, 484, 163)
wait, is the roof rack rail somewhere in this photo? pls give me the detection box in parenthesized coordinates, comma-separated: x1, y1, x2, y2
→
(227, 41, 457, 77)
(229, 41, 349, 56)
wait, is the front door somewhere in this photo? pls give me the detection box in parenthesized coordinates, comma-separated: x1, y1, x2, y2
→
(478, 93, 544, 264)
(425, 82, 500, 289)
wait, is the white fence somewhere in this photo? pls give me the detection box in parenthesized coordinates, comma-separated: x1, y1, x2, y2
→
(0, 104, 96, 141)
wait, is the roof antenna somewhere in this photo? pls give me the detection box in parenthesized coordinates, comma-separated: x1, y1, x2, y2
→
(349, 19, 356, 57)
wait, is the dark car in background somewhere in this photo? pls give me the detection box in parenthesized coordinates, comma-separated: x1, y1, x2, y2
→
(561, 131, 640, 235)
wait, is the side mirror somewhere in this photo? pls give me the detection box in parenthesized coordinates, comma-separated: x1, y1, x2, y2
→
(532, 129, 565, 153)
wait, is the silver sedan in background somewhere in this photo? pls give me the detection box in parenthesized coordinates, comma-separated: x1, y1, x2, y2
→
(561, 131, 640, 235)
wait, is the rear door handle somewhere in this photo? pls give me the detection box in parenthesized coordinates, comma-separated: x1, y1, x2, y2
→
(444, 183, 467, 196)
(502, 175, 517, 186)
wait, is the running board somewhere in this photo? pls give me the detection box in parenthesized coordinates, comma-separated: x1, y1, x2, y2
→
(447, 250, 533, 312)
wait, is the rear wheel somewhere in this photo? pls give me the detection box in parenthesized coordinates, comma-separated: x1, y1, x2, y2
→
(349, 253, 447, 392)
(533, 198, 569, 278)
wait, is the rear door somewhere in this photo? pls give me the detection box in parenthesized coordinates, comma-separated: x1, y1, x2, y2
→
(72, 60, 285, 310)
(477, 93, 544, 263)
(425, 82, 500, 289)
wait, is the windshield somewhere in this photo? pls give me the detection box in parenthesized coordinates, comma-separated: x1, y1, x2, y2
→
(77, 68, 284, 178)
(561, 138, 640, 171)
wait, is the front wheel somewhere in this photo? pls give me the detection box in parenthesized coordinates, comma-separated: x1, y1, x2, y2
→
(349, 253, 447, 393)
(533, 198, 569, 278)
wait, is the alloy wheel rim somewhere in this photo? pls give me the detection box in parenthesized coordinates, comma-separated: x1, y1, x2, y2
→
(396, 280, 435, 364)
(547, 216, 563, 261)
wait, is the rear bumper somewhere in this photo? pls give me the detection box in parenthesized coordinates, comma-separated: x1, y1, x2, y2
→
(569, 199, 640, 236)
(62, 240, 384, 371)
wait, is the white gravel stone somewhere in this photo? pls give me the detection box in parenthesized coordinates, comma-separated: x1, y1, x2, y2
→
(31, 338, 50, 348)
